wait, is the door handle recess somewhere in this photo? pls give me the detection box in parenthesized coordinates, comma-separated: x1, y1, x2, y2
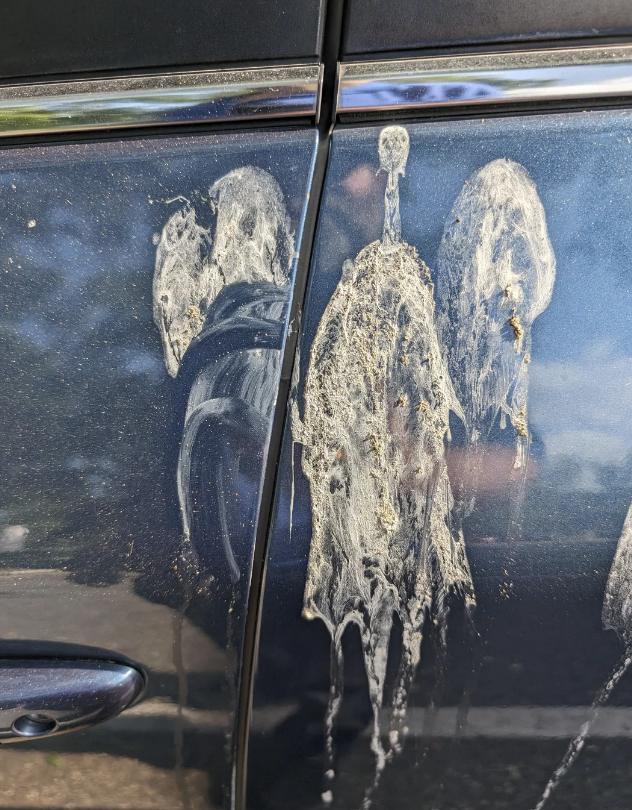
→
(0, 658, 145, 742)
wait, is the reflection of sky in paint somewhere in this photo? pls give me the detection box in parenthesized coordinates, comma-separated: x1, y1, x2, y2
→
(303, 112, 632, 493)
(0, 133, 314, 365)
(0, 131, 317, 534)
(530, 341, 632, 468)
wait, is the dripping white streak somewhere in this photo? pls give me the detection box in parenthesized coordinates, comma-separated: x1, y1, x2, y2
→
(296, 126, 475, 808)
(533, 655, 632, 810)
(534, 500, 632, 808)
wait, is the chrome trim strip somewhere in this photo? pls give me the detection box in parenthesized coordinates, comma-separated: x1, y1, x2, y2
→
(338, 46, 632, 114)
(0, 64, 322, 136)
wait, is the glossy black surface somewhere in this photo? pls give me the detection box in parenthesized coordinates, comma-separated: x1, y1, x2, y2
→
(249, 112, 632, 809)
(344, 0, 632, 55)
(0, 128, 317, 807)
(0, 0, 324, 80)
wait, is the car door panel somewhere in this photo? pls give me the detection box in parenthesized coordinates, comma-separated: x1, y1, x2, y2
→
(4, 2, 632, 810)
(248, 110, 632, 810)
(0, 126, 317, 808)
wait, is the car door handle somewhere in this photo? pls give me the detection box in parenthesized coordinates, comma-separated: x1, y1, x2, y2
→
(0, 657, 145, 742)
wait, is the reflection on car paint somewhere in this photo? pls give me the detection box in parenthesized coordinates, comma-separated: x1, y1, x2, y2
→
(0, 130, 317, 809)
(291, 125, 556, 807)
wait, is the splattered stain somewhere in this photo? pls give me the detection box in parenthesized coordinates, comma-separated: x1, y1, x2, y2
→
(293, 127, 474, 808)
(293, 130, 557, 808)
(154, 166, 294, 583)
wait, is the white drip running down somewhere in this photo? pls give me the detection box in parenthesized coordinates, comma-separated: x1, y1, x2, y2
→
(293, 127, 557, 809)
(153, 166, 294, 576)
(294, 126, 475, 808)
(533, 655, 631, 810)
(533, 502, 632, 809)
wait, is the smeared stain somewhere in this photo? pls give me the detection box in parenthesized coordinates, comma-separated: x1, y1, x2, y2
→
(436, 158, 556, 471)
(533, 502, 632, 809)
(154, 167, 294, 584)
(293, 127, 475, 808)
(153, 167, 293, 378)
(153, 205, 211, 377)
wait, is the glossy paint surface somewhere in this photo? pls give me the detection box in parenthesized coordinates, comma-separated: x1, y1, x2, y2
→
(249, 112, 632, 810)
(0, 129, 316, 808)
(0, 0, 325, 79)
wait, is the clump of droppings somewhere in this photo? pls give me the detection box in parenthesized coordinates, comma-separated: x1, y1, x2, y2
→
(508, 312, 524, 346)
(294, 126, 475, 809)
(436, 158, 556, 472)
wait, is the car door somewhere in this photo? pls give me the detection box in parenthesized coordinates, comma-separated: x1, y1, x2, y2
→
(6, 3, 632, 810)
(247, 5, 632, 810)
(0, 3, 322, 809)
